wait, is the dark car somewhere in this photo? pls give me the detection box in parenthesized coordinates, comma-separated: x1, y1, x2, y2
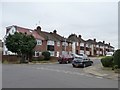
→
(72, 57, 93, 68)
(58, 54, 74, 64)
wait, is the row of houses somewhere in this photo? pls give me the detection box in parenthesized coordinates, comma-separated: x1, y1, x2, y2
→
(3, 25, 114, 57)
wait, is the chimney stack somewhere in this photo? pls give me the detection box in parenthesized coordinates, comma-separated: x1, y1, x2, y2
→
(94, 38, 96, 42)
(36, 26, 41, 31)
(79, 35, 81, 38)
(103, 41, 105, 44)
(53, 30, 57, 34)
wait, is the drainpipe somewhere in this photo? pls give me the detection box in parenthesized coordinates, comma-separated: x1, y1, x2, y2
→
(65, 38, 66, 52)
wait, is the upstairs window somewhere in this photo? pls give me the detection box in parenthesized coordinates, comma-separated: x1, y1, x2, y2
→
(47, 40, 54, 45)
(76, 42, 79, 46)
(37, 39, 42, 45)
(62, 42, 68, 46)
(57, 42, 60, 46)
(80, 43, 84, 47)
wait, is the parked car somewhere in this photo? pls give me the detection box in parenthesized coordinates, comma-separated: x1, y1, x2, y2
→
(58, 54, 74, 64)
(106, 52, 114, 56)
(71, 53, 90, 60)
(72, 55, 93, 68)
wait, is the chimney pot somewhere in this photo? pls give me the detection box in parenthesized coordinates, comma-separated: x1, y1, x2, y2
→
(53, 30, 57, 34)
(94, 38, 96, 42)
(103, 41, 105, 44)
(36, 26, 41, 31)
(79, 35, 81, 38)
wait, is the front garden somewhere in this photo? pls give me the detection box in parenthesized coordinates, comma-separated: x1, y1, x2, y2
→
(101, 49, 120, 73)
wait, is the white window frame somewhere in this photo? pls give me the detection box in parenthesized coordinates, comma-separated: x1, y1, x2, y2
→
(37, 39, 42, 45)
(57, 41, 60, 46)
(62, 42, 65, 46)
(49, 51, 55, 56)
(34, 51, 39, 57)
(96, 45, 99, 47)
(76, 42, 79, 46)
(85, 44, 88, 47)
(62, 42, 68, 46)
(47, 40, 54, 45)
(80, 43, 84, 47)
(69, 43, 72, 46)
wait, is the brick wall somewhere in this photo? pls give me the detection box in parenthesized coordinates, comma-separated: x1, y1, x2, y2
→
(34, 40, 47, 52)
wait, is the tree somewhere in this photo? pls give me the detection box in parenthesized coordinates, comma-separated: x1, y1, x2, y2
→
(113, 49, 120, 68)
(5, 32, 37, 63)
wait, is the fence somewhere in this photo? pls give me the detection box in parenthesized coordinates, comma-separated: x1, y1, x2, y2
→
(2, 55, 20, 63)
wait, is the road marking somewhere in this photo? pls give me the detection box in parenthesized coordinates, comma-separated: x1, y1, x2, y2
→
(85, 75, 93, 77)
(96, 76, 103, 79)
(31, 66, 105, 79)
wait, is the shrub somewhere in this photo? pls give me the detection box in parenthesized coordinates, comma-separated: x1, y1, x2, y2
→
(101, 56, 114, 67)
(32, 55, 45, 61)
(113, 49, 120, 68)
(42, 51, 50, 60)
(38, 55, 45, 61)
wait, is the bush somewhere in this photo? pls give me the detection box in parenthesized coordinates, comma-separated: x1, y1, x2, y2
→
(113, 49, 120, 68)
(38, 55, 45, 61)
(32, 55, 45, 61)
(101, 56, 114, 67)
(42, 51, 50, 60)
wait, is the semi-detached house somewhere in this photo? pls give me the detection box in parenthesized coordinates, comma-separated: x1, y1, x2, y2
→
(3, 25, 114, 57)
(3, 25, 72, 57)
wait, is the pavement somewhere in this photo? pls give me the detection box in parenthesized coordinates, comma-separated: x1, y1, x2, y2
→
(84, 63, 119, 80)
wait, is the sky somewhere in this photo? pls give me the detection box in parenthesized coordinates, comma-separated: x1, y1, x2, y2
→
(0, 0, 118, 49)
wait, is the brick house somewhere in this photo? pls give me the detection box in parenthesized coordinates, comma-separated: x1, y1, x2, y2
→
(67, 34, 80, 54)
(3, 25, 114, 57)
(85, 39, 97, 56)
(3, 25, 72, 57)
(78, 35, 86, 54)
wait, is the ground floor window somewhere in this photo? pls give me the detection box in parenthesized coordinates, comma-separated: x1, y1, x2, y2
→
(34, 51, 41, 57)
(56, 51, 59, 57)
(49, 51, 55, 56)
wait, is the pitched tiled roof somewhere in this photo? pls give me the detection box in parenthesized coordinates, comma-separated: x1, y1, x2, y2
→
(97, 41, 104, 46)
(41, 31, 59, 41)
(68, 34, 79, 42)
(51, 33, 65, 42)
(77, 37, 85, 43)
(110, 46, 114, 48)
(86, 39, 95, 44)
(16, 26, 45, 40)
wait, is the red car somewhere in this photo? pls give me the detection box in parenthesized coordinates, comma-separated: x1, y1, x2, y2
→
(58, 54, 74, 64)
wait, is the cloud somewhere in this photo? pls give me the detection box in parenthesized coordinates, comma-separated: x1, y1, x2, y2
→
(1, 2, 118, 49)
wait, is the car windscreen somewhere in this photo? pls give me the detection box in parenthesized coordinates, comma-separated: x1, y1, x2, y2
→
(78, 54, 83, 56)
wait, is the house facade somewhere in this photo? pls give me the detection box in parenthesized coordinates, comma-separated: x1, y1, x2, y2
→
(3, 25, 114, 57)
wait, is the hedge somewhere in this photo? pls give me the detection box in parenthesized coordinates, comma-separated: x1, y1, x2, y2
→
(101, 56, 114, 67)
(113, 49, 120, 68)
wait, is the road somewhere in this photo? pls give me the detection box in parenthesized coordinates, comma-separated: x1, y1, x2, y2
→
(2, 60, 118, 88)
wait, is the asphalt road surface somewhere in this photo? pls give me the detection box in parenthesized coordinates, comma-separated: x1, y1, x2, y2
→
(2, 61, 118, 88)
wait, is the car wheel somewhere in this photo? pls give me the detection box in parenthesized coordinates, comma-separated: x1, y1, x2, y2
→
(65, 61, 68, 64)
(83, 63, 86, 68)
(90, 61, 93, 66)
(72, 64, 75, 67)
(59, 62, 62, 64)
